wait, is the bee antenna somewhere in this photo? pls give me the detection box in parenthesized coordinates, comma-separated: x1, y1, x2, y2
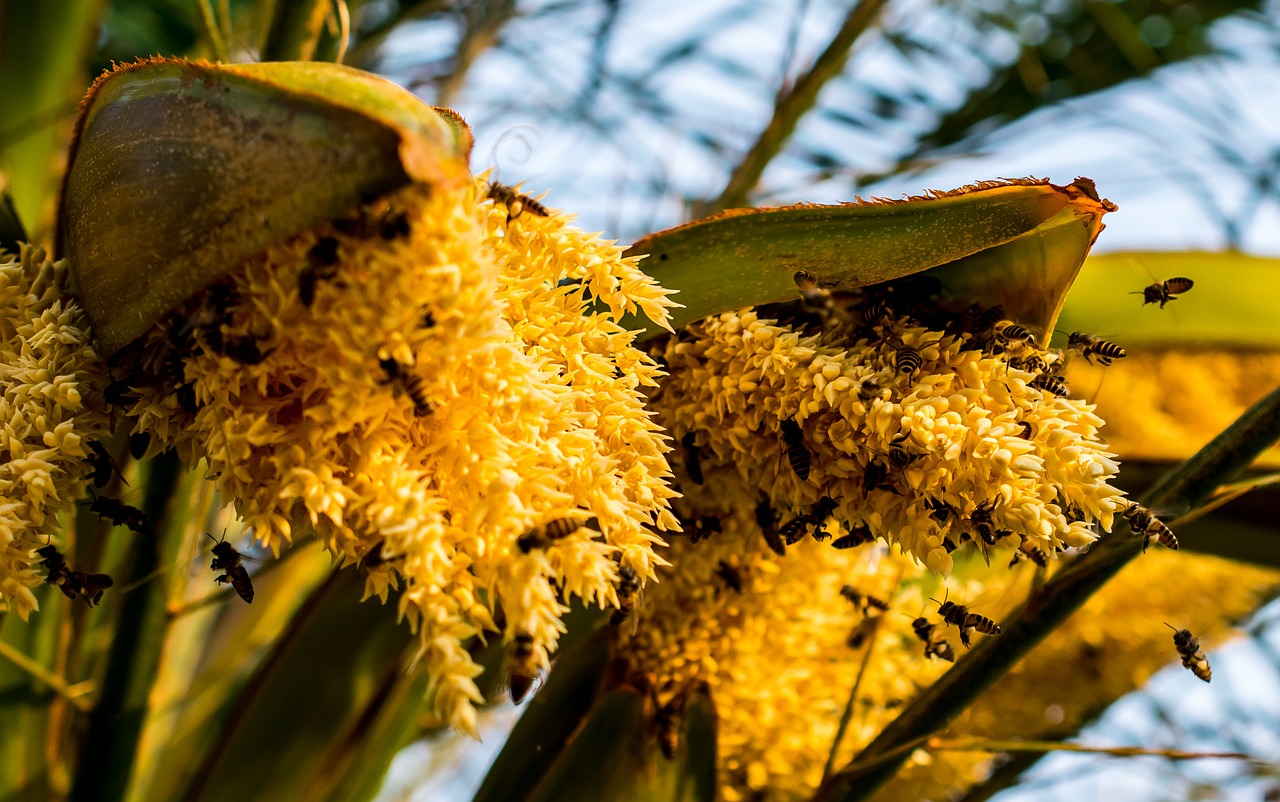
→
(1128, 291, 1145, 295)
(1163, 622, 1180, 632)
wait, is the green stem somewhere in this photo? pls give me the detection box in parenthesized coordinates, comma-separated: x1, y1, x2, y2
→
(708, 0, 889, 214)
(69, 452, 184, 802)
(0, 640, 91, 712)
(261, 0, 331, 61)
(816, 380, 1280, 802)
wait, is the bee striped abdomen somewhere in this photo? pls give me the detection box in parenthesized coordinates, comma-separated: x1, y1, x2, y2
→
(780, 418, 812, 481)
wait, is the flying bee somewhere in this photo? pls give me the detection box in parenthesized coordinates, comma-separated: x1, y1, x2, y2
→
(1167, 624, 1211, 682)
(846, 616, 878, 649)
(1121, 502, 1178, 552)
(715, 560, 744, 593)
(793, 270, 832, 305)
(839, 586, 889, 615)
(1066, 332, 1126, 366)
(487, 182, 550, 224)
(611, 564, 642, 628)
(378, 357, 435, 417)
(830, 524, 874, 550)
(780, 496, 839, 545)
(912, 617, 955, 662)
(1133, 277, 1193, 308)
(1029, 373, 1069, 397)
(36, 546, 113, 606)
(934, 594, 1001, 648)
(299, 236, 341, 307)
(895, 346, 921, 376)
(208, 532, 254, 604)
(681, 432, 704, 485)
(687, 515, 722, 544)
(993, 321, 1038, 351)
(1009, 538, 1048, 568)
(858, 377, 882, 402)
(516, 515, 597, 553)
(756, 497, 786, 556)
(87, 441, 118, 489)
(505, 632, 540, 704)
(90, 495, 149, 533)
(779, 418, 812, 481)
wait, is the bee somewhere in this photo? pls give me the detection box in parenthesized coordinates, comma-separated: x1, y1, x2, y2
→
(862, 460, 900, 496)
(379, 357, 435, 417)
(1014, 421, 1035, 439)
(846, 616, 878, 649)
(333, 199, 412, 240)
(505, 632, 540, 704)
(793, 270, 832, 305)
(1029, 373, 1069, 397)
(862, 296, 893, 324)
(715, 560, 744, 593)
(516, 515, 596, 553)
(830, 524, 874, 550)
(756, 497, 786, 556)
(90, 495, 149, 533)
(222, 334, 272, 365)
(299, 236, 341, 307)
(912, 617, 955, 662)
(895, 346, 921, 376)
(653, 695, 684, 759)
(104, 375, 136, 409)
(934, 594, 1001, 648)
(1121, 502, 1178, 552)
(858, 377, 882, 402)
(209, 533, 254, 604)
(1066, 332, 1126, 366)
(779, 418, 812, 481)
(681, 432, 704, 485)
(1133, 277, 1193, 308)
(87, 441, 118, 489)
(1008, 354, 1049, 374)
(36, 546, 113, 606)
(379, 211, 412, 240)
(839, 586, 889, 614)
(611, 564, 642, 627)
(993, 321, 1038, 351)
(960, 303, 1006, 336)
(969, 501, 1001, 547)
(887, 434, 920, 468)
(780, 496, 838, 544)
(925, 497, 954, 523)
(487, 182, 549, 224)
(688, 515, 722, 545)
(1009, 538, 1048, 568)
(1167, 624, 1211, 682)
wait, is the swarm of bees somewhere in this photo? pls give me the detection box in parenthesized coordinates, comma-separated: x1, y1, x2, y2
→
(209, 533, 254, 604)
(1134, 277, 1194, 308)
(1167, 624, 1211, 682)
(37, 546, 113, 606)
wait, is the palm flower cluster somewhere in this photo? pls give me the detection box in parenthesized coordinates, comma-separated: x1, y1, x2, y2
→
(615, 286, 1136, 799)
(0, 246, 110, 621)
(100, 177, 678, 735)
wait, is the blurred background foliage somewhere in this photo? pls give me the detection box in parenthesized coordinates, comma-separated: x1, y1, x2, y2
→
(3, 1, 1280, 800)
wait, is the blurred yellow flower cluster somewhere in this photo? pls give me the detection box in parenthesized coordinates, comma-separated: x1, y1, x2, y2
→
(108, 177, 678, 734)
(0, 246, 109, 620)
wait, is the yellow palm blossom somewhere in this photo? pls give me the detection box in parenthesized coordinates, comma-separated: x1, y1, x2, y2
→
(0, 246, 110, 620)
(620, 300, 1132, 799)
(105, 177, 678, 735)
